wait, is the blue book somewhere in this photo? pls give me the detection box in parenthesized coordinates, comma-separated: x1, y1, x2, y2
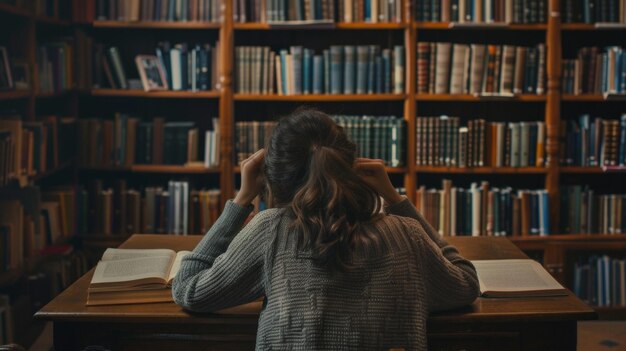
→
(290, 46, 303, 94)
(618, 49, 626, 93)
(330, 46, 343, 94)
(365, 0, 371, 21)
(617, 113, 626, 166)
(367, 46, 377, 94)
(375, 56, 383, 93)
(280, 50, 288, 94)
(168, 0, 176, 21)
(541, 190, 550, 235)
(579, 114, 590, 165)
(344, 46, 356, 94)
(155, 0, 161, 20)
(312, 55, 323, 94)
(382, 49, 391, 93)
(303, 49, 312, 94)
(323, 50, 330, 93)
(601, 53, 609, 93)
(356, 46, 368, 94)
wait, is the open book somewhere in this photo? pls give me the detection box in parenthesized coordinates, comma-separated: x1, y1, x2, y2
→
(87, 248, 190, 306)
(472, 259, 567, 298)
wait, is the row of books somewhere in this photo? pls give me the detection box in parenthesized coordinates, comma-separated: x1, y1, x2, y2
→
(0, 116, 76, 187)
(94, 41, 219, 91)
(574, 255, 626, 307)
(417, 42, 546, 95)
(562, 46, 626, 95)
(92, 0, 221, 22)
(561, 114, 626, 167)
(86, 180, 221, 235)
(235, 121, 276, 164)
(560, 186, 626, 235)
(332, 115, 405, 166)
(415, 0, 547, 23)
(78, 115, 220, 167)
(562, 0, 626, 24)
(415, 180, 550, 236)
(416, 117, 546, 168)
(234, 0, 403, 23)
(38, 40, 74, 94)
(0, 186, 80, 273)
(235, 45, 405, 95)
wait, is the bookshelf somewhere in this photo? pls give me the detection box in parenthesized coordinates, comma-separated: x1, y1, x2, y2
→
(0, 0, 625, 323)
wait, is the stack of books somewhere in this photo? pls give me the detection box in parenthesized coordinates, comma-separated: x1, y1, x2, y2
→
(78, 115, 220, 168)
(235, 45, 405, 95)
(332, 115, 405, 166)
(93, 0, 221, 22)
(415, 0, 547, 23)
(560, 114, 626, 166)
(0, 116, 76, 186)
(93, 41, 220, 91)
(235, 121, 277, 164)
(417, 42, 546, 95)
(38, 40, 75, 94)
(415, 180, 550, 236)
(560, 186, 626, 235)
(562, 46, 626, 95)
(85, 179, 221, 236)
(574, 255, 626, 307)
(562, 0, 626, 24)
(416, 116, 546, 168)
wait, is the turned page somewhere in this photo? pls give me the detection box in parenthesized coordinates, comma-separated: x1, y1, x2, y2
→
(91, 255, 175, 285)
(101, 248, 176, 261)
(168, 251, 191, 284)
(471, 259, 566, 296)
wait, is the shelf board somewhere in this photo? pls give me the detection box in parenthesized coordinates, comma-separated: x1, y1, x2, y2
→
(562, 23, 626, 30)
(510, 234, 626, 242)
(414, 22, 546, 30)
(93, 20, 221, 29)
(0, 3, 32, 17)
(415, 166, 547, 174)
(0, 90, 31, 100)
(91, 89, 220, 99)
(233, 166, 405, 173)
(234, 22, 406, 30)
(235, 93, 405, 101)
(415, 93, 546, 101)
(79, 165, 219, 174)
(561, 94, 604, 101)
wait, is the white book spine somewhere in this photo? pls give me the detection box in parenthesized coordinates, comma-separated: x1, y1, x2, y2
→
(471, 183, 481, 236)
(450, 187, 457, 236)
(170, 49, 182, 91)
(182, 182, 189, 235)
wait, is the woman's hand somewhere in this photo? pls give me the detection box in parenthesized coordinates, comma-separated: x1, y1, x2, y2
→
(354, 158, 403, 205)
(234, 149, 266, 206)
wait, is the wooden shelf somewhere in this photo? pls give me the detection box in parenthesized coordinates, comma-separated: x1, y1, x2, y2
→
(80, 165, 219, 174)
(415, 166, 547, 174)
(0, 90, 31, 100)
(415, 93, 546, 101)
(235, 94, 405, 101)
(93, 20, 221, 29)
(0, 3, 32, 17)
(561, 94, 605, 101)
(234, 22, 406, 30)
(90, 89, 220, 99)
(510, 234, 626, 242)
(562, 23, 626, 30)
(414, 22, 547, 30)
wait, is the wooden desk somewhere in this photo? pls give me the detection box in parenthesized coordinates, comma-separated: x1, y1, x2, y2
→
(36, 235, 596, 351)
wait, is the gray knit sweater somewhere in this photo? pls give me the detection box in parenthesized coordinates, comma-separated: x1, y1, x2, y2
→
(173, 198, 480, 350)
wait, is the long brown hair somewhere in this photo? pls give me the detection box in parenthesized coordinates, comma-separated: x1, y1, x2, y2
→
(264, 108, 383, 271)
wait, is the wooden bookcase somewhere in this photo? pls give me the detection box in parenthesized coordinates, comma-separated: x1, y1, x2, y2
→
(1, 0, 626, 320)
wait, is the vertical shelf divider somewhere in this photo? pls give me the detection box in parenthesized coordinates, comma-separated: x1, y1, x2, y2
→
(220, 0, 235, 207)
(405, 0, 417, 202)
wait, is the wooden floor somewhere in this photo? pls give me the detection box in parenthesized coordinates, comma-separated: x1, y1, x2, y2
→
(578, 322, 626, 351)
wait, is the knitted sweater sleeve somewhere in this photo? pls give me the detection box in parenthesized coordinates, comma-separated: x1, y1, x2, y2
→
(172, 200, 270, 312)
(385, 198, 480, 311)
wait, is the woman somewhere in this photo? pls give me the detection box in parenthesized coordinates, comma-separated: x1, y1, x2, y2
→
(173, 108, 480, 350)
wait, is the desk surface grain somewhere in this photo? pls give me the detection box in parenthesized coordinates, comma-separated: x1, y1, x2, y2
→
(35, 235, 596, 324)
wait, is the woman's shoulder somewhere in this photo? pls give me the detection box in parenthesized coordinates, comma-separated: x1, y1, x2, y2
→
(375, 213, 430, 243)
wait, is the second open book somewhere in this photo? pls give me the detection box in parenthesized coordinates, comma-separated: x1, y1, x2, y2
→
(87, 248, 190, 306)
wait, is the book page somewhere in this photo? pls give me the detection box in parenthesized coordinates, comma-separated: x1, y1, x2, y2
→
(91, 256, 173, 285)
(168, 251, 191, 283)
(471, 259, 565, 294)
(101, 248, 175, 261)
